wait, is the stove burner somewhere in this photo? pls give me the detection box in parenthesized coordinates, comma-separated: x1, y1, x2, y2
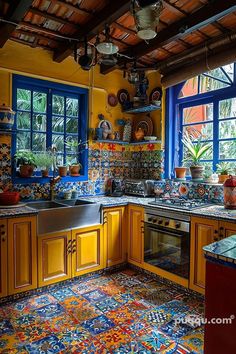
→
(148, 198, 212, 210)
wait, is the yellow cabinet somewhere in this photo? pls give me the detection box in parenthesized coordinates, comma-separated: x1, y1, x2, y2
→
(8, 216, 37, 295)
(219, 221, 236, 238)
(38, 230, 72, 287)
(0, 220, 7, 298)
(103, 207, 126, 267)
(128, 205, 144, 266)
(72, 225, 104, 277)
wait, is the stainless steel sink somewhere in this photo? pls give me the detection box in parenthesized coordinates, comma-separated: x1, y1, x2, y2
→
(28, 199, 101, 235)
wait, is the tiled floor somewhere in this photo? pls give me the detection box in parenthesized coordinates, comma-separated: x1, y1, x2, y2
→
(0, 269, 204, 353)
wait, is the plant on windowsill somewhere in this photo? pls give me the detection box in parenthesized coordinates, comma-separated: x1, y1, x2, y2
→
(34, 152, 55, 178)
(64, 138, 88, 176)
(216, 162, 233, 184)
(203, 166, 214, 183)
(14, 151, 37, 178)
(182, 131, 212, 181)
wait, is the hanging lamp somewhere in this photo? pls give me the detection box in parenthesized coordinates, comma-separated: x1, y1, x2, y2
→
(96, 25, 119, 55)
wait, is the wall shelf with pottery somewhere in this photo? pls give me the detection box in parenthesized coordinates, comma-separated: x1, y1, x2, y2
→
(123, 104, 161, 114)
(93, 140, 161, 145)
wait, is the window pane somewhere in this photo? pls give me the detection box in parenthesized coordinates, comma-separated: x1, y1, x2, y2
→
(17, 112, 31, 130)
(66, 118, 78, 133)
(222, 64, 234, 82)
(17, 89, 31, 111)
(183, 122, 213, 140)
(219, 98, 236, 119)
(52, 134, 64, 153)
(178, 77, 198, 98)
(17, 132, 31, 150)
(65, 136, 77, 152)
(183, 103, 213, 124)
(66, 154, 77, 165)
(52, 116, 64, 133)
(199, 73, 230, 94)
(33, 92, 47, 113)
(66, 98, 78, 117)
(52, 95, 64, 115)
(33, 114, 46, 131)
(56, 155, 64, 166)
(219, 140, 236, 160)
(32, 133, 46, 152)
(219, 119, 236, 139)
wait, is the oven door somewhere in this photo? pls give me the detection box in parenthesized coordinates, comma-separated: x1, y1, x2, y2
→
(144, 223, 190, 279)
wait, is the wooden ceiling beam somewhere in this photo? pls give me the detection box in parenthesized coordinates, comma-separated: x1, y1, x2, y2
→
(50, 0, 93, 15)
(112, 22, 136, 36)
(0, 0, 33, 47)
(29, 7, 77, 28)
(19, 21, 64, 38)
(15, 28, 61, 44)
(101, 0, 236, 74)
(53, 0, 131, 63)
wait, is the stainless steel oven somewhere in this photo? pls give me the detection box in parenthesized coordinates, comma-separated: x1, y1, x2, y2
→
(144, 208, 190, 279)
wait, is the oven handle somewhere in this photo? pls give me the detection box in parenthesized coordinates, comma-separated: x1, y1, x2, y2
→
(144, 224, 189, 238)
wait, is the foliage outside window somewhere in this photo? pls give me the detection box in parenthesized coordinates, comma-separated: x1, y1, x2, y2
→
(12, 75, 88, 180)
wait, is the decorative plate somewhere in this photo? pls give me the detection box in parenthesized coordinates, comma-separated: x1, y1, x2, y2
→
(117, 89, 130, 104)
(149, 87, 162, 102)
(132, 115, 153, 138)
(108, 93, 118, 107)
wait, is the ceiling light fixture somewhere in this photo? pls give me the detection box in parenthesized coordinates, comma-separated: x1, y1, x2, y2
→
(96, 25, 119, 55)
(132, 0, 163, 41)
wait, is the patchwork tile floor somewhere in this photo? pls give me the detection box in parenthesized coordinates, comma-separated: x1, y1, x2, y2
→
(0, 269, 204, 353)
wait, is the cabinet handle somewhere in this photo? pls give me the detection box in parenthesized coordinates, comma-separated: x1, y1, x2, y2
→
(141, 220, 144, 223)
(1, 237, 5, 242)
(214, 237, 219, 242)
(214, 230, 218, 234)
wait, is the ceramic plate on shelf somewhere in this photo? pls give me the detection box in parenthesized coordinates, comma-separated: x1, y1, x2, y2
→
(132, 115, 153, 138)
(117, 89, 130, 104)
(108, 93, 118, 107)
(149, 87, 162, 102)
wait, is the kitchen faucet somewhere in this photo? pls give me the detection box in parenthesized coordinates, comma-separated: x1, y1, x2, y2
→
(50, 175, 61, 201)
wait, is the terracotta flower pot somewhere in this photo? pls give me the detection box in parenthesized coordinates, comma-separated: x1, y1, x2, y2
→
(218, 174, 229, 184)
(19, 165, 34, 178)
(190, 166, 204, 180)
(69, 164, 81, 176)
(58, 166, 67, 177)
(174, 167, 187, 179)
(41, 169, 49, 178)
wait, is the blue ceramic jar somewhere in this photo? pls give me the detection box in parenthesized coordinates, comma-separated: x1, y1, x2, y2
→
(0, 104, 15, 130)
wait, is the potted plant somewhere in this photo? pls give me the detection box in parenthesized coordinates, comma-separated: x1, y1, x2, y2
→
(65, 138, 87, 176)
(34, 153, 54, 177)
(216, 162, 233, 183)
(182, 131, 212, 180)
(15, 151, 37, 178)
(57, 164, 68, 177)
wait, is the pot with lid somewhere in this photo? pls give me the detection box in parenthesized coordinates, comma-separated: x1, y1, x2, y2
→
(0, 104, 15, 130)
(223, 175, 236, 209)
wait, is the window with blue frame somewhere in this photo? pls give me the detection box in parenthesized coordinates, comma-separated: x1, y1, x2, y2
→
(12, 75, 88, 181)
(165, 63, 236, 178)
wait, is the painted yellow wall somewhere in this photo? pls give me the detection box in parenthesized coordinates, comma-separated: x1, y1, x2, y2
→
(0, 40, 163, 140)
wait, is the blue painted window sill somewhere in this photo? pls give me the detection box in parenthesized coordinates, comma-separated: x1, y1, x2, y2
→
(13, 175, 88, 184)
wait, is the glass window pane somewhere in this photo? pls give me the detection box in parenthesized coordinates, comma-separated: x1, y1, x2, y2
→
(219, 119, 236, 139)
(199, 73, 230, 94)
(33, 114, 46, 131)
(219, 141, 236, 160)
(33, 92, 47, 113)
(32, 133, 46, 152)
(219, 98, 236, 119)
(66, 98, 78, 117)
(66, 154, 77, 165)
(66, 118, 78, 133)
(65, 136, 77, 153)
(222, 64, 234, 82)
(17, 89, 31, 111)
(52, 95, 64, 115)
(52, 134, 64, 153)
(17, 112, 31, 130)
(16, 132, 31, 150)
(52, 116, 64, 133)
(183, 122, 213, 140)
(56, 154, 64, 166)
(183, 103, 213, 124)
(178, 77, 198, 98)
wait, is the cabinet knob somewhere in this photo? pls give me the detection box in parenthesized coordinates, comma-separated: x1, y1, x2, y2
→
(0, 224, 5, 228)
(214, 230, 218, 234)
(214, 237, 219, 242)
(1, 237, 5, 242)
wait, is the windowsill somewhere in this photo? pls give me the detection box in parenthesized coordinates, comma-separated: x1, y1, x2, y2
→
(12, 174, 88, 184)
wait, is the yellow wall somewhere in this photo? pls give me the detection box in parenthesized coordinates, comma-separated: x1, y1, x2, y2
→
(0, 40, 163, 139)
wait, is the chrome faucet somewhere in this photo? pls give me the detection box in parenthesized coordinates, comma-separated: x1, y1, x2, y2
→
(50, 176, 61, 201)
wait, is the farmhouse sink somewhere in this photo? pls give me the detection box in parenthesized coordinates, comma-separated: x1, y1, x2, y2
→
(28, 199, 101, 235)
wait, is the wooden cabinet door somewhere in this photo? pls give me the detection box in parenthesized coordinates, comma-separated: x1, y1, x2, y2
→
(38, 231, 71, 287)
(0, 220, 7, 298)
(128, 205, 144, 266)
(72, 225, 104, 277)
(103, 207, 126, 267)
(190, 217, 218, 294)
(8, 216, 37, 295)
(219, 221, 236, 238)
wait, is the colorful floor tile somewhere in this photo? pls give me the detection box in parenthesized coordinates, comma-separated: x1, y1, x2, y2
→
(0, 269, 204, 353)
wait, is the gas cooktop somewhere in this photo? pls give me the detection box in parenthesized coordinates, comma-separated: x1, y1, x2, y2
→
(148, 198, 213, 211)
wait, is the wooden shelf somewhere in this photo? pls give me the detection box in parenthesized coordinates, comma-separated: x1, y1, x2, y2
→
(93, 140, 161, 145)
(123, 104, 161, 114)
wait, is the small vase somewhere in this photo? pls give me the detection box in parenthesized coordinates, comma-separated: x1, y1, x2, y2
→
(69, 164, 81, 176)
(41, 169, 49, 178)
(19, 165, 34, 178)
(58, 166, 67, 177)
(134, 127, 145, 141)
(174, 167, 187, 179)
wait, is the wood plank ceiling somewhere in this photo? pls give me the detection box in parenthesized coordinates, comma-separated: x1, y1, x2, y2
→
(1, 0, 236, 78)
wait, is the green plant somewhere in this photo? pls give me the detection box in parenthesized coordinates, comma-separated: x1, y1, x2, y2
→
(15, 151, 37, 167)
(64, 138, 88, 165)
(182, 131, 212, 166)
(203, 166, 213, 179)
(34, 153, 54, 170)
(216, 162, 233, 175)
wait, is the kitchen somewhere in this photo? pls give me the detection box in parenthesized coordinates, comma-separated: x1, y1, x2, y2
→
(0, 0, 236, 353)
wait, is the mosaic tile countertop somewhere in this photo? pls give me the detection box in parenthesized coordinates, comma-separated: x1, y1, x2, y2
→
(191, 205, 236, 222)
(204, 235, 236, 266)
(0, 205, 38, 218)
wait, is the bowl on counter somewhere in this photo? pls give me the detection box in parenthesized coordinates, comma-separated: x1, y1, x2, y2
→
(0, 191, 20, 205)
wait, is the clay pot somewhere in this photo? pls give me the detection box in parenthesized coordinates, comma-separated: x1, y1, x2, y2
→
(218, 174, 229, 184)
(69, 164, 81, 176)
(19, 165, 34, 178)
(134, 127, 145, 141)
(174, 167, 187, 179)
(58, 166, 67, 177)
(41, 169, 49, 178)
(190, 166, 204, 180)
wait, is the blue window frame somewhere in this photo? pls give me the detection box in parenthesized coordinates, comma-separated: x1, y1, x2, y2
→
(12, 74, 88, 183)
(165, 63, 236, 178)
